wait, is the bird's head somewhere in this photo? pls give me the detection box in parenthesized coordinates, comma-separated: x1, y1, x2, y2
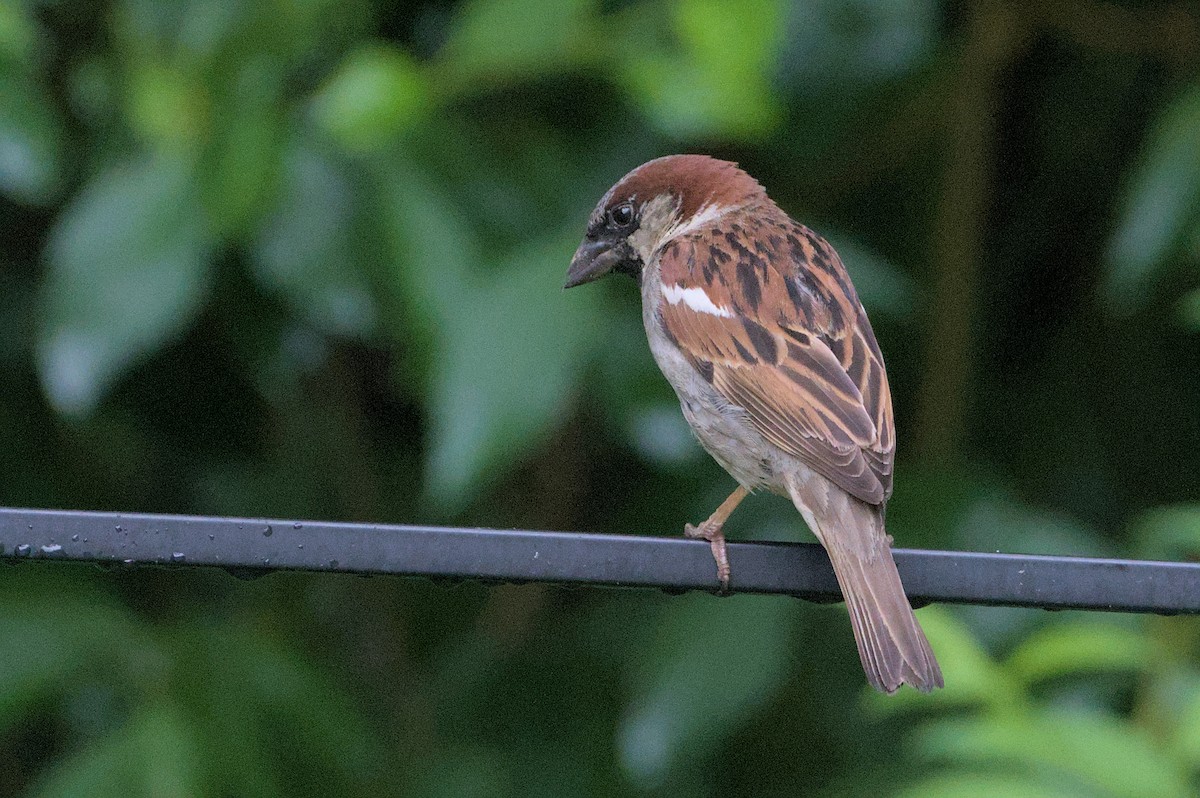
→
(564, 155, 765, 289)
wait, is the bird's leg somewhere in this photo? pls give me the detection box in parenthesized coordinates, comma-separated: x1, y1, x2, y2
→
(684, 485, 750, 593)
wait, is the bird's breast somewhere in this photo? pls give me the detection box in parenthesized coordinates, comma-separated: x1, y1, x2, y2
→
(640, 256, 779, 491)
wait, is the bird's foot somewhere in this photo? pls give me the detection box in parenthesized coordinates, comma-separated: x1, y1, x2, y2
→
(684, 520, 731, 594)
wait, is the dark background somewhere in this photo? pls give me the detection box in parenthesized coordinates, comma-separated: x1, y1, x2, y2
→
(2, 1, 1199, 795)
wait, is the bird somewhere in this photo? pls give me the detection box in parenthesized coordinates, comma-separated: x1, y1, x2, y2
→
(563, 154, 942, 694)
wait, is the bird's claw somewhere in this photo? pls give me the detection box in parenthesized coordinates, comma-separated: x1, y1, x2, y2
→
(685, 521, 731, 595)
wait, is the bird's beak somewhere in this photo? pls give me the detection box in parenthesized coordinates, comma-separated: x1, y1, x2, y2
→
(564, 238, 623, 289)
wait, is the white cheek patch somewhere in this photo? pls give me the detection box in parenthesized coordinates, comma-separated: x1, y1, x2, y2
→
(662, 284, 734, 318)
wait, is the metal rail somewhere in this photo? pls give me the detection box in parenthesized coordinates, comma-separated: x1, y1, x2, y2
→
(1, 507, 1197, 614)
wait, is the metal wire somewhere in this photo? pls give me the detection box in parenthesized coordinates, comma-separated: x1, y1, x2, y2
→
(1, 507, 1197, 614)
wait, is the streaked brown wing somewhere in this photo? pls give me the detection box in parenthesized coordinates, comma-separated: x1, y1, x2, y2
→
(657, 219, 894, 504)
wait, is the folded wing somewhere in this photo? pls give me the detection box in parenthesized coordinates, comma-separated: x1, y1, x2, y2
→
(656, 220, 895, 505)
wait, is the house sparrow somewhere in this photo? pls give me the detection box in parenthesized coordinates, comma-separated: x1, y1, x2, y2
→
(564, 155, 942, 693)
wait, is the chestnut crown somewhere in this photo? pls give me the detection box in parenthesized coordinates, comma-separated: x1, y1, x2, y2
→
(597, 154, 765, 223)
(564, 155, 766, 289)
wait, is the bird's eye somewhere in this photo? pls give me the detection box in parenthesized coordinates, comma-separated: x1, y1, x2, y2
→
(609, 203, 635, 228)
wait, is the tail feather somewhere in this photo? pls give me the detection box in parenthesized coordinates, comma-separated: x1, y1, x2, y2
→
(787, 471, 943, 694)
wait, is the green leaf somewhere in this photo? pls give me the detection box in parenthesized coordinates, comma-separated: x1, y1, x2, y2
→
(374, 129, 654, 503)
(955, 494, 1109, 558)
(1179, 287, 1200, 330)
(1105, 81, 1200, 309)
(1006, 622, 1151, 686)
(125, 61, 208, 149)
(30, 701, 200, 798)
(312, 44, 429, 153)
(0, 583, 144, 729)
(423, 231, 604, 507)
(617, 0, 785, 139)
(895, 773, 1083, 798)
(781, 0, 937, 87)
(170, 633, 284, 796)
(1171, 674, 1200, 768)
(439, 0, 593, 87)
(38, 155, 213, 415)
(0, 1, 38, 64)
(200, 59, 286, 235)
(1132, 503, 1200, 561)
(824, 233, 918, 316)
(375, 156, 480, 403)
(227, 630, 383, 781)
(0, 66, 66, 203)
(617, 594, 800, 785)
(620, 52, 780, 140)
(917, 712, 1191, 798)
(376, 158, 476, 334)
(173, 625, 389, 795)
(626, 401, 705, 466)
(675, 0, 784, 81)
(252, 140, 377, 336)
(409, 747, 512, 798)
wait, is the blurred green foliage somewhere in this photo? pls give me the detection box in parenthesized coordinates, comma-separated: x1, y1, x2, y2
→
(1, 0, 1199, 795)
